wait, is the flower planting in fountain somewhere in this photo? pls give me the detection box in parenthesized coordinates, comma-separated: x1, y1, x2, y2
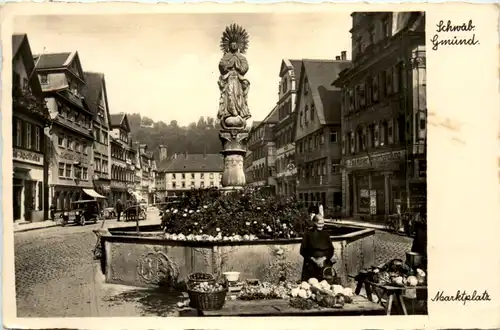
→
(161, 188, 310, 241)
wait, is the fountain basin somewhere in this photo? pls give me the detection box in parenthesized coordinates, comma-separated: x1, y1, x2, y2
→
(100, 225, 375, 288)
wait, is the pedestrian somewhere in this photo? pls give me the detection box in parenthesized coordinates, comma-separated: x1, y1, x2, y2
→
(299, 214, 337, 282)
(116, 199, 123, 222)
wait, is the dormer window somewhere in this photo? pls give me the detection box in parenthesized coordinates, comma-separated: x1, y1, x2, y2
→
(304, 77, 309, 94)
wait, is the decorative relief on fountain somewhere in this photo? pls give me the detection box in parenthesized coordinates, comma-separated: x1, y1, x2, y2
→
(217, 24, 251, 188)
(136, 249, 179, 286)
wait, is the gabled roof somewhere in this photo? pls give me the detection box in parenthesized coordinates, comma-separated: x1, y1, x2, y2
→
(33, 52, 72, 69)
(12, 34, 43, 95)
(110, 113, 131, 132)
(157, 154, 224, 173)
(34, 51, 85, 83)
(83, 71, 112, 126)
(296, 59, 352, 125)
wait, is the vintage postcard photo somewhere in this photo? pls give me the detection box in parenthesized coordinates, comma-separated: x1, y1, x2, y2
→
(1, 3, 498, 329)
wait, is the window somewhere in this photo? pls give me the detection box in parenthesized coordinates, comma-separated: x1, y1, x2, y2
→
(66, 164, 72, 178)
(374, 124, 380, 147)
(380, 121, 388, 146)
(372, 76, 379, 102)
(342, 136, 346, 155)
(331, 160, 340, 173)
(181, 181, 186, 188)
(310, 104, 315, 121)
(191, 181, 195, 187)
(200, 181, 205, 188)
(200, 173, 204, 179)
(35, 126, 41, 151)
(210, 181, 214, 186)
(59, 163, 65, 177)
(320, 132, 325, 144)
(82, 167, 88, 180)
(388, 120, 394, 144)
(172, 182, 176, 188)
(304, 77, 309, 94)
(322, 163, 327, 175)
(330, 132, 338, 143)
(385, 68, 393, 95)
(304, 106, 309, 124)
(75, 141, 80, 153)
(15, 120, 22, 147)
(182, 173, 186, 179)
(25, 123, 32, 149)
(209, 173, 214, 179)
(67, 137, 73, 150)
(40, 74, 48, 84)
(172, 173, 176, 179)
(191, 173, 195, 179)
(83, 144, 88, 155)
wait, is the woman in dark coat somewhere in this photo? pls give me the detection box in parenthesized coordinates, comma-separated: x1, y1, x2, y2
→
(300, 214, 334, 282)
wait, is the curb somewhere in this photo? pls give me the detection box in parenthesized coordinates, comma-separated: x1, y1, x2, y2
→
(14, 223, 60, 233)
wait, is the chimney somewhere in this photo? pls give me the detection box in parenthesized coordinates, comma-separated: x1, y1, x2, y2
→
(159, 145, 168, 161)
(335, 56, 341, 60)
(341, 51, 347, 60)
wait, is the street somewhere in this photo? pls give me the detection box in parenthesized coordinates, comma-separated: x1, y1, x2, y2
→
(14, 213, 413, 317)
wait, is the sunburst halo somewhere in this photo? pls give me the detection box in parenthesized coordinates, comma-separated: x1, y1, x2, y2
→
(220, 23, 250, 54)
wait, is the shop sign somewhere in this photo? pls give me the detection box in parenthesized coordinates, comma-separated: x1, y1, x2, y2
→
(60, 151, 89, 165)
(13, 148, 43, 166)
(345, 150, 406, 169)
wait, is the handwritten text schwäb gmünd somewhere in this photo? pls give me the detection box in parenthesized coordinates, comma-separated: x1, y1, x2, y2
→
(431, 290, 491, 305)
(431, 20, 480, 51)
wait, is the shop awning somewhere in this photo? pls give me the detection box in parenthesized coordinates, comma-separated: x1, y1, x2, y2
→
(83, 188, 106, 199)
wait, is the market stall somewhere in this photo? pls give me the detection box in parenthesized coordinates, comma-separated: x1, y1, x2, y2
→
(350, 253, 428, 315)
(177, 272, 385, 317)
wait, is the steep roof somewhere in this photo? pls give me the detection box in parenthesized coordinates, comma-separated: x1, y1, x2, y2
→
(110, 113, 125, 127)
(33, 52, 72, 69)
(82, 72, 103, 114)
(157, 154, 224, 173)
(12, 34, 43, 95)
(289, 60, 303, 82)
(298, 59, 352, 125)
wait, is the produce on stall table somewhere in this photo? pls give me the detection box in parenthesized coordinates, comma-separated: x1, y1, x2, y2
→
(237, 281, 292, 300)
(364, 259, 427, 287)
(288, 278, 354, 309)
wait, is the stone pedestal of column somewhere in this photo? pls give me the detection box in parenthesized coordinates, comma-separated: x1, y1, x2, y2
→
(219, 129, 249, 188)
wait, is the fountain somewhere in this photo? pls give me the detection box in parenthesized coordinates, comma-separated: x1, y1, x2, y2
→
(99, 24, 376, 290)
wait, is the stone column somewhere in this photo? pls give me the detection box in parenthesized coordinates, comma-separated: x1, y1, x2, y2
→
(384, 172, 391, 216)
(219, 129, 249, 188)
(344, 171, 351, 217)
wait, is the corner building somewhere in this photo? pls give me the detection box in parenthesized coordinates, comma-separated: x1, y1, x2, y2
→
(333, 12, 426, 222)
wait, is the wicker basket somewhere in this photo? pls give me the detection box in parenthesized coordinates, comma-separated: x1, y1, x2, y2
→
(187, 272, 216, 288)
(188, 288, 228, 311)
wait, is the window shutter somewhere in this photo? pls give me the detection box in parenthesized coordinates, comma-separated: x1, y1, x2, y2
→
(374, 123, 380, 147)
(372, 75, 379, 102)
(38, 181, 43, 210)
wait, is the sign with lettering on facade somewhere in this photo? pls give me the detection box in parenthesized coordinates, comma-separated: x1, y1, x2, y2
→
(345, 150, 406, 169)
(13, 148, 43, 166)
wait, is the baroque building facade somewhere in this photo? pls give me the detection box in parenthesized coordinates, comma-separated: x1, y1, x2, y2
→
(333, 12, 426, 222)
(294, 58, 351, 216)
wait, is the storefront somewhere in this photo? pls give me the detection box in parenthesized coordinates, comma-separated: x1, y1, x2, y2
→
(13, 148, 45, 222)
(344, 149, 407, 222)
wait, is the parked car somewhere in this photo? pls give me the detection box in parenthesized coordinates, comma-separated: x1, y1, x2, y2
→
(62, 200, 100, 226)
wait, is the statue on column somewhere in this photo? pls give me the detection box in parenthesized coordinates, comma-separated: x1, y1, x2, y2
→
(217, 24, 251, 188)
(217, 24, 252, 130)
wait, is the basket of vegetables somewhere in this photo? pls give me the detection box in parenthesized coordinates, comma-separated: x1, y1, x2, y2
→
(187, 281, 228, 311)
(187, 272, 216, 288)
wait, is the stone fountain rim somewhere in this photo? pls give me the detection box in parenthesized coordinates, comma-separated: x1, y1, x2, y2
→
(101, 227, 375, 247)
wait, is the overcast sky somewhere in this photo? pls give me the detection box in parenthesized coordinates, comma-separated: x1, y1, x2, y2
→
(14, 13, 352, 126)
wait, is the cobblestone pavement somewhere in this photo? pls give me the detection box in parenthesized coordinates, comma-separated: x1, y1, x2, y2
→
(14, 215, 413, 317)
